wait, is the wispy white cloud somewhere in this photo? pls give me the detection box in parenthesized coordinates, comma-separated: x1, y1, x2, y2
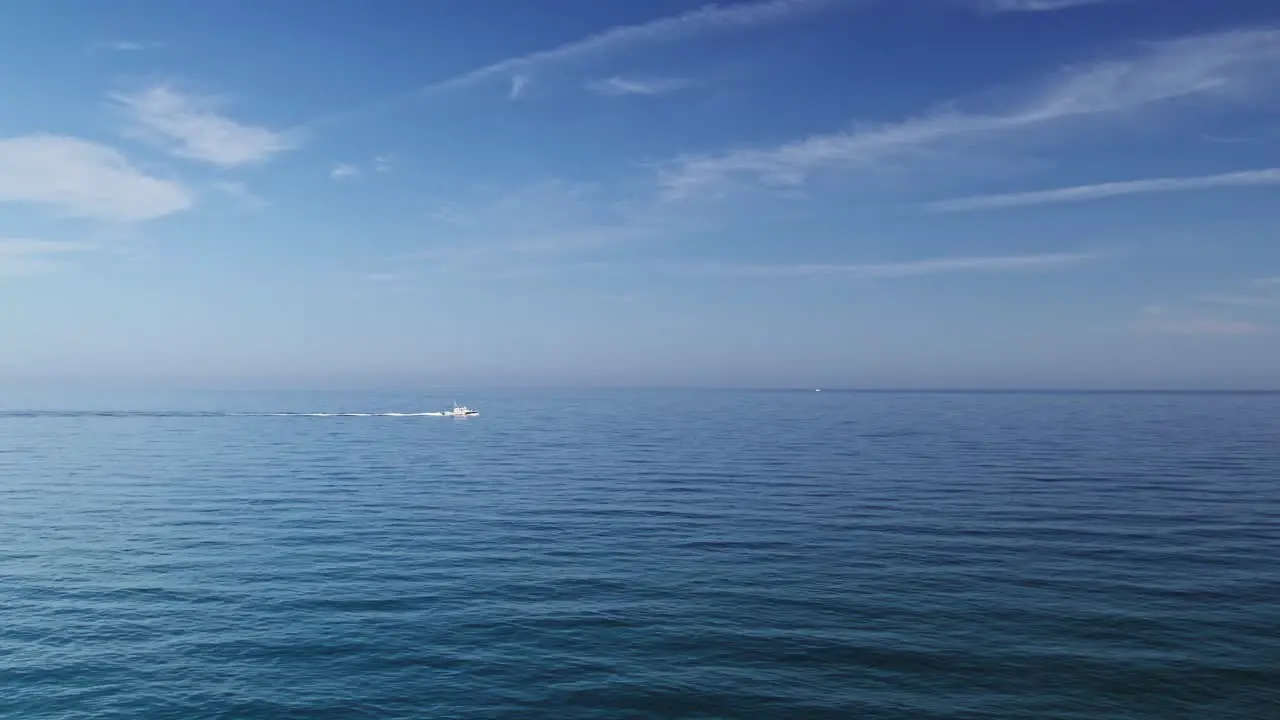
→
(91, 40, 164, 53)
(304, 0, 842, 128)
(974, 0, 1115, 12)
(417, 182, 636, 260)
(116, 41, 159, 51)
(330, 162, 359, 181)
(0, 134, 193, 222)
(424, 0, 839, 95)
(428, 202, 468, 225)
(1134, 304, 1268, 335)
(694, 250, 1106, 278)
(330, 155, 393, 180)
(1194, 276, 1280, 308)
(658, 27, 1280, 200)
(110, 84, 298, 168)
(304, 0, 1147, 129)
(509, 74, 531, 100)
(1202, 133, 1256, 143)
(408, 179, 694, 270)
(586, 76, 700, 96)
(211, 180, 268, 212)
(1199, 294, 1279, 307)
(928, 167, 1280, 211)
(0, 238, 96, 276)
(1143, 318, 1268, 335)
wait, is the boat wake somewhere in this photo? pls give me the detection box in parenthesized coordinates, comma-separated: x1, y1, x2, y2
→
(0, 411, 454, 419)
(270, 412, 448, 417)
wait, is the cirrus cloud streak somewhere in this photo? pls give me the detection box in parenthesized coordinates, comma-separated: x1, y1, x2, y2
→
(928, 167, 1280, 211)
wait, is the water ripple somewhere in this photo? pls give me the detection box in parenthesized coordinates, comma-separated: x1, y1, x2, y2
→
(2, 390, 1279, 718)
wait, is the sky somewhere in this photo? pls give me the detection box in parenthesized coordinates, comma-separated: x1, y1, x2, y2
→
(2, 0, 1280, 389)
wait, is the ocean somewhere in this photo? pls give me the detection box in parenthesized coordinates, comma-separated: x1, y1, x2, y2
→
(2, 389, 1278, 719)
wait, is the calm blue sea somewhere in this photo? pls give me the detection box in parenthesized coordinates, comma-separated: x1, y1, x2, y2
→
(2, 389, 1278, 719)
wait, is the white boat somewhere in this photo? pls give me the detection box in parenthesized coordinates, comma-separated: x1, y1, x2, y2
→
(443, 403, 479, 417)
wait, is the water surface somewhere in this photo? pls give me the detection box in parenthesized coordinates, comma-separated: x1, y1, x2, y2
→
(2, 390, 1278, 718)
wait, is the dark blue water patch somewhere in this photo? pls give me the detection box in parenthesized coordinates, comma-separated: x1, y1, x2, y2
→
(2, 390, 1279, 719)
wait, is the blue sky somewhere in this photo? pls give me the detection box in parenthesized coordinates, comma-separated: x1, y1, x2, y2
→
(2, 0, 1280, 389)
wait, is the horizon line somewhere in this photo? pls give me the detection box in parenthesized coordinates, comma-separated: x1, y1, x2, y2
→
(1, 382, 1279, 395)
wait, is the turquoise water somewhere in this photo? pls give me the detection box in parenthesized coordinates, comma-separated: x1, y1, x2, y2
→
(2, 390, 1278, 718)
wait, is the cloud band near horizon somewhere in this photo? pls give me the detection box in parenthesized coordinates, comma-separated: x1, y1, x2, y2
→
(693, 250, 1108, 278)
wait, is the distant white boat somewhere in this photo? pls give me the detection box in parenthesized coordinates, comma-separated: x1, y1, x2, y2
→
(443, 403, 479, 417)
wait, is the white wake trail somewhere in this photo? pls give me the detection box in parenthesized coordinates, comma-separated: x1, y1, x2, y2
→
(268, 412, 448, 417)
